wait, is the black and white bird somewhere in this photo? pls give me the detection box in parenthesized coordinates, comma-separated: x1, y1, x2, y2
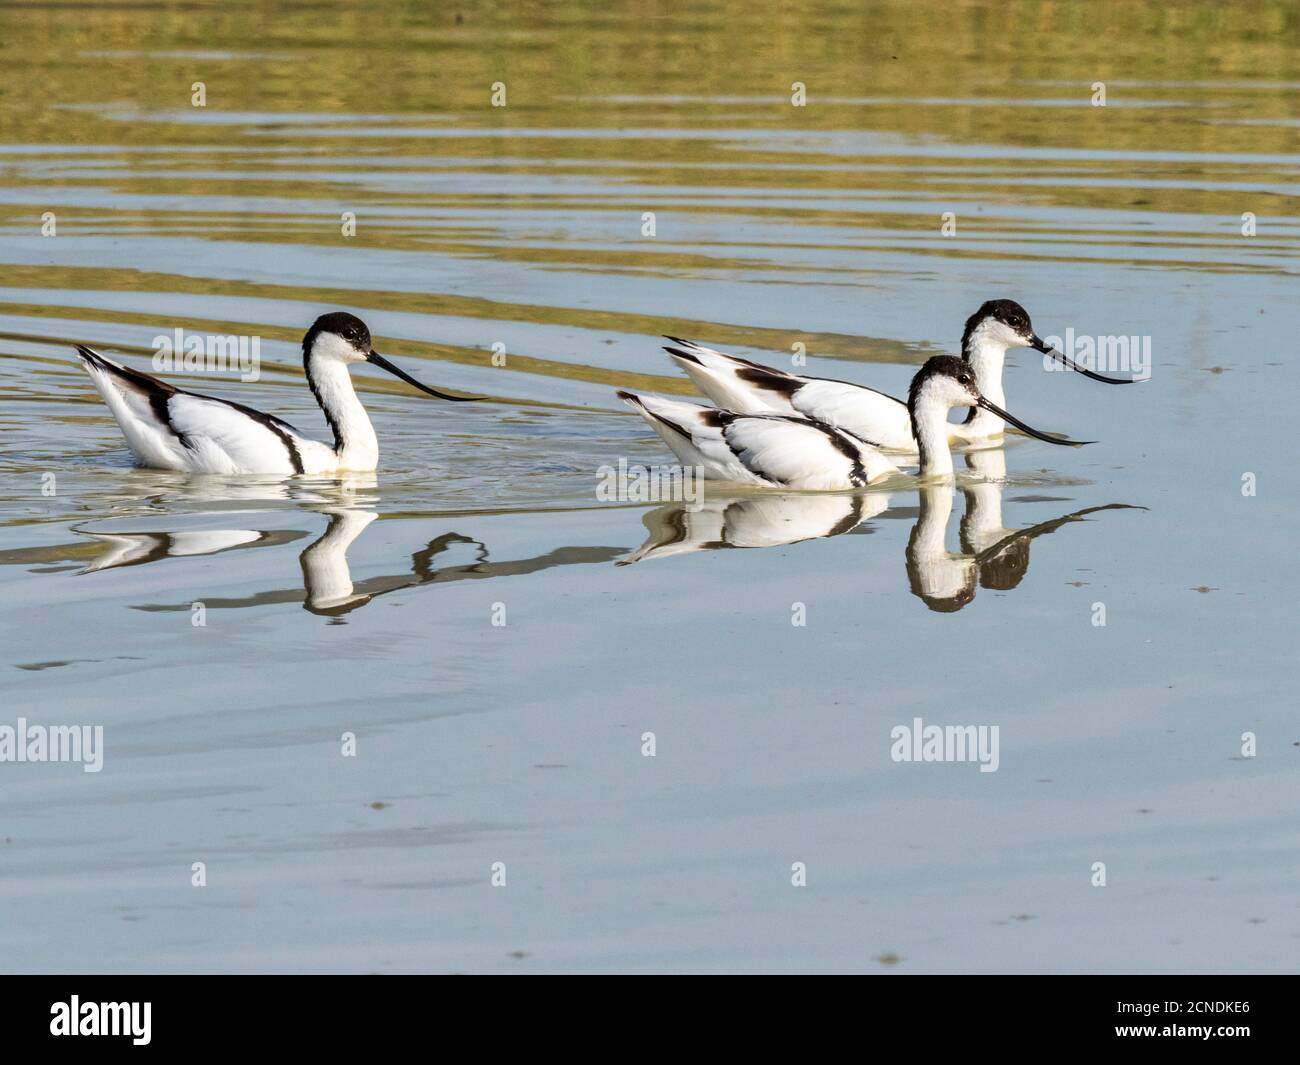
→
(661, 299, 1132, 452)
(618, 354, 1088, 491)
(76, 312, 475, 475)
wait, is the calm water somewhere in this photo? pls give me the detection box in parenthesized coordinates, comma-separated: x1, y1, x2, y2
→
(1, 2, 1297, 973)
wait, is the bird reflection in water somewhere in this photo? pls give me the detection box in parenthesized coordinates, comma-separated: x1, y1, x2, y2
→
(619, 491, 893, 565)
(622, 449, 1141, 613)
(2, 474, 622, 618)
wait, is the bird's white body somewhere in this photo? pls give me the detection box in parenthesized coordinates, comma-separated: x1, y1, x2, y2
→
(617, 391, 901, 490)
(78, 346, 351, 474)
(75, 313, 468, 476)
(664, 328, 1026, 452)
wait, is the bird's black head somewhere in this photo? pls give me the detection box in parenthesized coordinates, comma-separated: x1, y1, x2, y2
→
(978, 538, 1031, 590)
(302, 312, 372, 365)
(907, 354, 978, 417)
(907, 353, 1087, 448)
(965, 299, 1141, 385)
(962, 298, 1043, 354)
(300, 310, 480, 404)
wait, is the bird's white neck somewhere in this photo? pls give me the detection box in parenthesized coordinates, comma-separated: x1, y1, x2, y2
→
(308, 357, 378, 470)
(963, 328, 1008, 436)
(301, 508, 378, 612)
(906, 484, 975, 608)
(912, 393, 956, 479)
(960, 450, 1007, 548)
(912, 483, 954, 556)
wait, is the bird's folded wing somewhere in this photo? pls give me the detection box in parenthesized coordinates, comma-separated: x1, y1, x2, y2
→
(721, 416, 870, 489)
(166, 393, 306, 473)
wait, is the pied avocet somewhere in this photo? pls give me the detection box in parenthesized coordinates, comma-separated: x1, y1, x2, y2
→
(76, 312, 475, 475)
(618, 354, 1088, 491)
(663, 299, 1131, 451)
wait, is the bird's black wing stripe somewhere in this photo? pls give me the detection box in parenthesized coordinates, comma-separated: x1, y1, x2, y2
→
(827, 495, 869, 538)
(617, 390, 696, 444)
(664, 345, 804, 402)
(735, 365, 801, 398)
(77, 345, 177, 397)
(812, 423, 869, 487)
(663, 346, 703, 366)
(661, 337, 907, 406)
(832, 424, 886, 450)
(664, 337, 795, 376)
